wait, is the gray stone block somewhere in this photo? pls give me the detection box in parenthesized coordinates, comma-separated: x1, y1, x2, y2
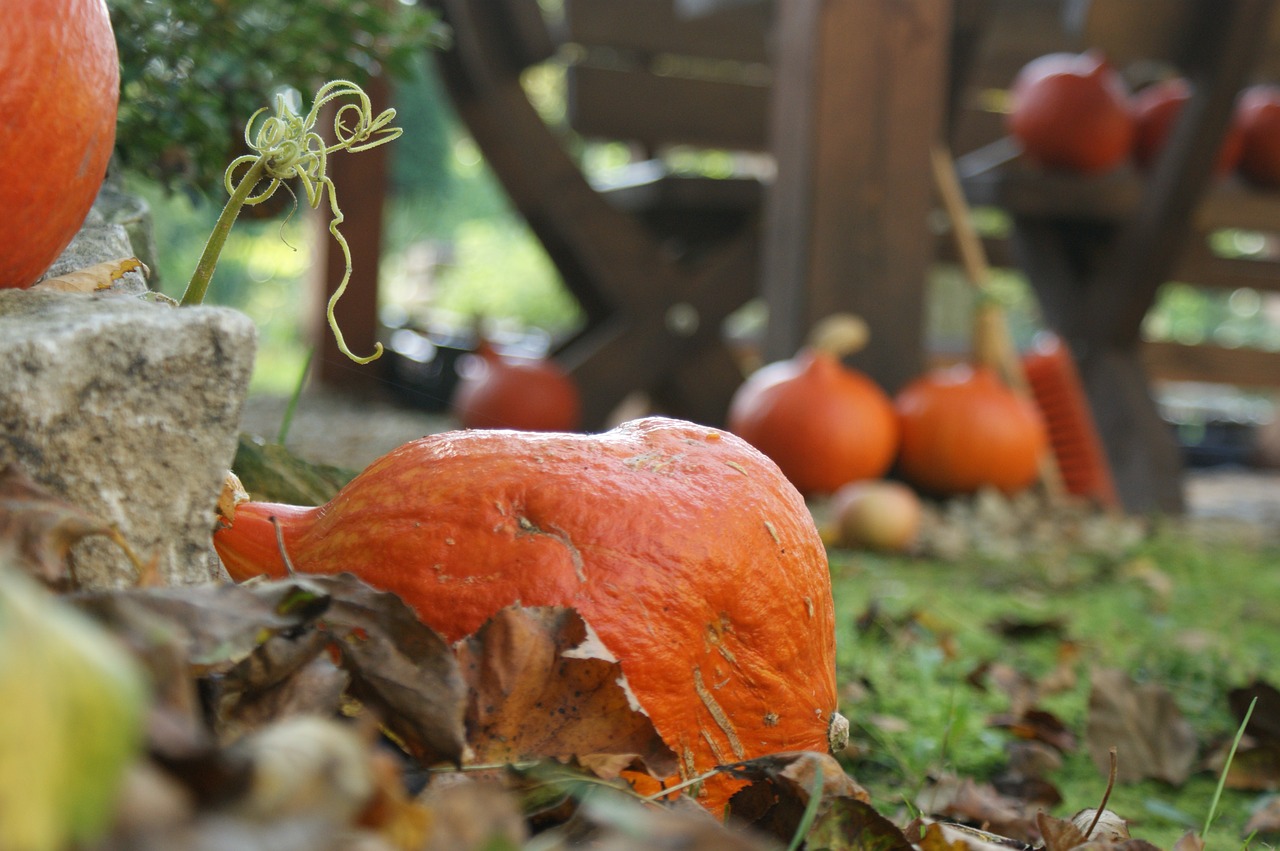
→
(0, 291, 257, 586)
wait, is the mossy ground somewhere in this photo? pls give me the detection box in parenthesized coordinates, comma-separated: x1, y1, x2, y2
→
(827, 526, 1280, 849)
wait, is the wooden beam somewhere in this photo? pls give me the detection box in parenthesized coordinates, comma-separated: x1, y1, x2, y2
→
(565, 0, 770, 62)
(1142, 340, 1280, 388)
(761, 0, 949, 394)
(567, 65, 770, 150)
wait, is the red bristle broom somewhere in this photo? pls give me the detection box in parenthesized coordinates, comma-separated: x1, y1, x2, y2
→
(929, 144, 1119, 507)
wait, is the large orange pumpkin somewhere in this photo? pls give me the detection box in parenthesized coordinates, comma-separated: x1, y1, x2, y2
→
(0, 0, 119, 289)
(214, 417, 844, 813)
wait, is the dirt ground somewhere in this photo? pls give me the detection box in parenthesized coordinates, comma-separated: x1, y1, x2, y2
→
(238, 389, 1280, 546)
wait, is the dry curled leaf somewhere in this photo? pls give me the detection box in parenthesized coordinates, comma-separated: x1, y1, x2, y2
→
(456, 606, 675, 778)
(717, 751, 871, 846)
(1085, 668, 1198, 785)
(917, 776, 1039, 844)
(920, 820, 1033, 851)
(32, 257, 147, 293)
(318, 574, 469, 768)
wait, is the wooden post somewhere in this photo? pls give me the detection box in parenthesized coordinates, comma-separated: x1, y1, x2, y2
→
(761, 0, 951, 393)
(313, 73, 392, 393)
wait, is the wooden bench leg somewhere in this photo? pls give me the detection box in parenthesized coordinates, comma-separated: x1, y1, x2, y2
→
(1010, 216, 1185, 514)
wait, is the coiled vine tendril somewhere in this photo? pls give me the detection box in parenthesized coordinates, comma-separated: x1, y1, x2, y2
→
(180, 79, 401, 364)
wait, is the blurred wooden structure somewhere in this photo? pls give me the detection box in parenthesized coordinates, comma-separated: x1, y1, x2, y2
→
(949, 0, 1280, 513)
(319, 0, 1280, 514)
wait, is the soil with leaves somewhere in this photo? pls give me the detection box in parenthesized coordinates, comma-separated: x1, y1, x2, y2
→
(2, 458, 1278, 851)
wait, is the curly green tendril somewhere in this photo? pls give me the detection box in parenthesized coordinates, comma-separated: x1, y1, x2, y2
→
(180, 79, 401, 364)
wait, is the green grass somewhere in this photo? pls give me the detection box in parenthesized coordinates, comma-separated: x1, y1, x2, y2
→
(827, 528, 1280, 849)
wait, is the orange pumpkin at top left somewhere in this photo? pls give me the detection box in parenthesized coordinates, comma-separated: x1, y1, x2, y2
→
(1, 0, 119, 289)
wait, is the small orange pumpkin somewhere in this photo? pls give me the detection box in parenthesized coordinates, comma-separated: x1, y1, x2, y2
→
(1, 0, 119, 288)
(450, 340, 582, 432)
(214, 417, 845, 813)
(894, 364, 1048, 496)
(726, 317, 899, 496)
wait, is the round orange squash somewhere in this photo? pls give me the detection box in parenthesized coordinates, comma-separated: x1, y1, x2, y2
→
(450, 340, 582, 432)
(0, 0, 120, 289)
(894, 364, 1048, 496)
(214, 417, 843, 813)
(727, 348, 899, 496)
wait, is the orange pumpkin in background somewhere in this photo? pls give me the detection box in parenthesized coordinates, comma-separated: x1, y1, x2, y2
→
(214, 417, 846, 814)
(0, 0, 119, 288)
(1007, 50, 1134, 174)
(1131, 77, 1244, 175)
(894, 364, 1048, 497)
(1235, 84, 1280, 188)
(450, 340, 582, 432)
(726, 315, 899, 496)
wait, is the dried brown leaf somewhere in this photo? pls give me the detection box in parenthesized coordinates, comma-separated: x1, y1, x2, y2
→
(542, 790, 777, 851)
(211, 646, 350, 743)
(918, 776, 1039, 844)
(721, 750, 872, 844)
(318, 574, 468, 768)
(73, 579, 332, 676)
(1085, 668, 1199, 785)
(992, 738, 1065, 811)
(0, 464, 116, 586)
(32, 257, 146, 292)
(921, 821, 1034, 851)
(803, 796, 916, 851)
(990, 707, 1077, 753)
(1170, 829, 1205, 851)
(418, 780, 528, 851)
(1070, 808, 1131, 843)
(1228, 679, 1280, 743)
(456, 606, 674, 778)
(1038, 811, 1088, 851)
(1242, 794, 1280, 837)
(1204, 738, 1280, 791)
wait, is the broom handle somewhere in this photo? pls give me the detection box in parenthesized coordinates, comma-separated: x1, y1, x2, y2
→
(929, 142, 1065, 496)
(929, 144, 1025, 390)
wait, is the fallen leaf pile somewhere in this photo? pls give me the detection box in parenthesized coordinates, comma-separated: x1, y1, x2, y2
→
(912, 488, 1147, 564)
(0, 467, 1273, 850)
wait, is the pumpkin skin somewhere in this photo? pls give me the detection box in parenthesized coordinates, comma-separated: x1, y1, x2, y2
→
(1007, 51, 1134, 174)
(450, 341, 582, 432)
(1131, 77, 1243, 175)
(727, 349, 899, 496)
(1235, 84, 1280, 188)
(0, 0, 119, 289)
(894, 364, 1048, 496)
(214, 417, 841, 813)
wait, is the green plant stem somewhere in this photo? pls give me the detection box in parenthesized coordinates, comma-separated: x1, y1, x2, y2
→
(180, 158, 267, 306)
(277, 347, 315, 445)
(1202, 696, 1257, 839)
(785, 760, 824, 851)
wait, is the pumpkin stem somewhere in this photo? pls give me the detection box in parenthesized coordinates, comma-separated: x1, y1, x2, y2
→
(179, 80, 401, 364)
(806, 313, 869, 358)
(827, 711, 850, 753)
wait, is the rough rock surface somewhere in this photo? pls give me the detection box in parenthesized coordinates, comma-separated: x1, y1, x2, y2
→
(0, 290, 256, 586)
(37, 206, 149, 295)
